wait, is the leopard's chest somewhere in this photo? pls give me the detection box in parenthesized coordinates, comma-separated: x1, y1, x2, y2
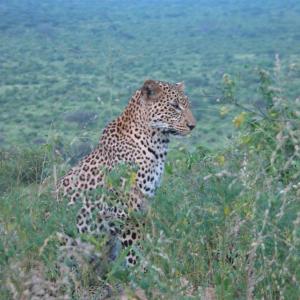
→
(136, 141, 168, 197)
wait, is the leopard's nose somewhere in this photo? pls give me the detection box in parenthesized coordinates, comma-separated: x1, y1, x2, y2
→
(187, 123, 195, 130)
(186, 110, 197, 131)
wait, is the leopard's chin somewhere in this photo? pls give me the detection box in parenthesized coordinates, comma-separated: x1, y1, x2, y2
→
(163, 128, 192, 136)
(167, 129, 179, 135)
(173, 129, 192, 137)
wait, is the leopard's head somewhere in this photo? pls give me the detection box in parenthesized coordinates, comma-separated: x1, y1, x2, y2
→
(141, 79, 196, 136)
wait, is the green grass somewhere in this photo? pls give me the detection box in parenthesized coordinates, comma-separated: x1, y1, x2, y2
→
(1, 67, 299, 299)
(1, 0, 300, 149)
(1, 1, 300, 298)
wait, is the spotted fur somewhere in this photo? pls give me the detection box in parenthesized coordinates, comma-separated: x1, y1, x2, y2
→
(58, 79, 196, 265)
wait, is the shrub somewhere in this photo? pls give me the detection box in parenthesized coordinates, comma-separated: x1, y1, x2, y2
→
(0, 148, 48, 192)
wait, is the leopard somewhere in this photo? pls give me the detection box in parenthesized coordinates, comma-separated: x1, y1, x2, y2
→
(57, 79, 196, 266)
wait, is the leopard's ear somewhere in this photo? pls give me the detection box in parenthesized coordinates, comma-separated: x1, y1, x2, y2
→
(141, 80, 162, 101)
(176, 82, 185, 92)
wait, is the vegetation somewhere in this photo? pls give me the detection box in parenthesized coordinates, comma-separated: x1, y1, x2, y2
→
(1, 1, 300, 299)
(1, 0, 300, 149)
(1, 63, 299, 299)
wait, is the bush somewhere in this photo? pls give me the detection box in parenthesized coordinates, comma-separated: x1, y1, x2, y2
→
(0, 148, 48, 192)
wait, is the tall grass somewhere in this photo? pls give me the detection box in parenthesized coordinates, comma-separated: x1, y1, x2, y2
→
(0, 64, 299, 299)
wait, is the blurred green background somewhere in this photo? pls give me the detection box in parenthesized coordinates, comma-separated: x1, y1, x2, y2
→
(1, 0, 300, 151)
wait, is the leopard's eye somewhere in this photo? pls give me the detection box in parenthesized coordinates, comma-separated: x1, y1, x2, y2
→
(170, 102, 180, 110)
